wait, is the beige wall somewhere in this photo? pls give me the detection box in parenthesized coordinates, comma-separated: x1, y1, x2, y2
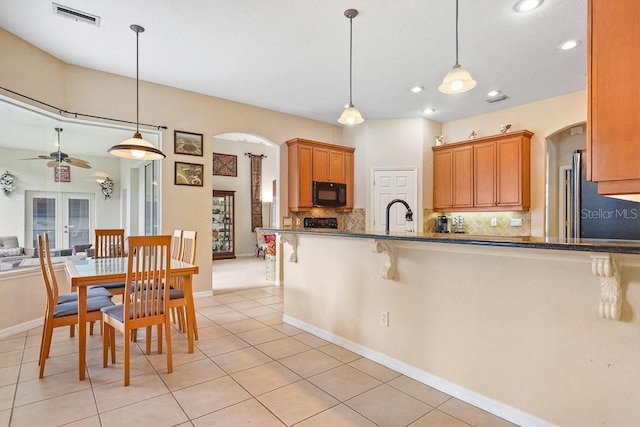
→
(0, 28, 343, 296)
(283, 234, 640, 426)
(442, 91, 587, 237)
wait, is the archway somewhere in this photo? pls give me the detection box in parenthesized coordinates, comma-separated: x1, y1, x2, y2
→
(211, 132, 280, 291)
(545, 122, 586, 238)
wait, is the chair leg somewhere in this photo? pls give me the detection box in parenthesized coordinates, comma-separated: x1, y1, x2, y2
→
(39, 320, 54, 378)
(123, 330, 130, 386)
(69, 324, 75, 337)
(164, 319, 173, 374)
(145, 326, 152, 355)
(157, 324, 163, 354)
(103, 323, 109, 368)
(89, 321, 94, 335)
(110, 326, 116, 363)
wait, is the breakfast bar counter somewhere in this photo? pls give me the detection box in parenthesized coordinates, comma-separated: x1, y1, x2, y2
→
(267, 228, 640, 426)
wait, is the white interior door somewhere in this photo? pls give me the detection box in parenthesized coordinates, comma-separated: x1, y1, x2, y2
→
(372, 168, 417, 232)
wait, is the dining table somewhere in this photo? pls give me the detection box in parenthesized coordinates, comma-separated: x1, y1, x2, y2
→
(64, 256, 199, 380)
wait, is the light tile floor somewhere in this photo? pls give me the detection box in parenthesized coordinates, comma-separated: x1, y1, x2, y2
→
(0, 285, 517, 427)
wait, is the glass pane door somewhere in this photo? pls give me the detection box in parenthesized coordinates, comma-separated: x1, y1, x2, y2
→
(63, 194, 92, 247)
(30, 195, 57, 248)
(26, 191, 94, 249)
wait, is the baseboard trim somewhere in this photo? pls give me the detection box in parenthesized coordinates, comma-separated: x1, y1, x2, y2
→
(283, 315, 555, 427)
(0, 318, 42, 340)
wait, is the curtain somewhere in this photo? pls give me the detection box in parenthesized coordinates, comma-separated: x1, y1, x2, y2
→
(249, 155, 263, 230)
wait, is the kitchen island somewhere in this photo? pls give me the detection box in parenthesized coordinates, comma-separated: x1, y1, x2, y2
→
(268, 228, 640, 426)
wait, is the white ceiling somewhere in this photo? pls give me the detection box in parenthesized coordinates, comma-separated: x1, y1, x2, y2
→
(0, 0, 587, 126)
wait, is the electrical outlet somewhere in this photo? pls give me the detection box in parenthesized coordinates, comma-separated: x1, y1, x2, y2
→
(380, 311, 389, 327)
(491, 218, 497, 227)
(511, 218, 523, 227)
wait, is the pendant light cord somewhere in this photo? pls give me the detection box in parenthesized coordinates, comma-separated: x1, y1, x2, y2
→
(349, 14, 353, 106)
(455, 0, 459, 66)
(135, 28, 140, 134)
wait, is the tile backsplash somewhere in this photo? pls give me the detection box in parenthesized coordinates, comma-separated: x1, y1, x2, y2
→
(285, 208, 529, 236)
(424, 209, 531, 236)
(288, 208, 366, 231)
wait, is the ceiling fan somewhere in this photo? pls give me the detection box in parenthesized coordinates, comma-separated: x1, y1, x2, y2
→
(21, 127, 92, 169)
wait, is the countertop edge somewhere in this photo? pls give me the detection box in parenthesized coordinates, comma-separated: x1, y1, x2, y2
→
(262, 228, 640, 255)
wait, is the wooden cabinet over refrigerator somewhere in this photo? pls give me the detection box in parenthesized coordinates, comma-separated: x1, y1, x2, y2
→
(212, 190, 235, 260)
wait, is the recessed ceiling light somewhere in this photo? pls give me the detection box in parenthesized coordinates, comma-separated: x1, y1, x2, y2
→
(560, 40, 580, 50)
(421, 108, 436, 115)
(487, 90, 501, 97)
(409, 86, 424, 93)
(514, 0, 543, 12)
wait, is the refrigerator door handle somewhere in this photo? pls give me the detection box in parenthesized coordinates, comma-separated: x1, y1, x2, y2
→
(571, 150, 582, 239)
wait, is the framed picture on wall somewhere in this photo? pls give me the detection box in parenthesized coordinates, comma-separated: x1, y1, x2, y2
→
(175, 162, 204, 187)
(213, 152, 237, 177)
(54, 166, 70, 183)
(174, 130, 203, 156)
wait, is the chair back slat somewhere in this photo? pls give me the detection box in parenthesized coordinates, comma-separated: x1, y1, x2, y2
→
(125, 235, 171, 324)
(171, 230, 183, 260)
(37, 233, 58, 309)
(181, 230, 197, 264)
(95, 229, 125, 258)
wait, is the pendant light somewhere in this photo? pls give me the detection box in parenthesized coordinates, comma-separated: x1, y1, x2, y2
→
(109, 24, 165, 160)
(438, 0, 477, 94)
(338, 9, 364, 125)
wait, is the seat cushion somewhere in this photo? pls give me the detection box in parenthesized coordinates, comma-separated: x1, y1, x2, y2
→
(168, 288, 184, 300)
(57, 287, 113, 304)
(53, 296, 114, 318)
(101, 303, 164, 322)
(92, 282, 126, 290)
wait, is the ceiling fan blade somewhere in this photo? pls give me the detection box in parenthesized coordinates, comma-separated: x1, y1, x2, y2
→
(65, 158, 92, 169)
(19, 155, 52, 160)
(47, 160, 61, 168)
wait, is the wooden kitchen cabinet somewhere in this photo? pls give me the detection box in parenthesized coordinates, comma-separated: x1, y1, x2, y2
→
(312, 147, 346, 183)
(433, 145, 473, 210)
(588, 0, 640, 196)
(432, 130, 532, 212)
(286, 138, 355, 212)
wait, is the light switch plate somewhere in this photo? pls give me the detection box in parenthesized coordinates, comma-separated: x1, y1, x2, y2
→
(511, 218, 523, 227)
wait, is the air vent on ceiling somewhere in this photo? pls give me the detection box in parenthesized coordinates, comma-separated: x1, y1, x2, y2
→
(486, 95, 509, 103)
(52, 3, 101, 26)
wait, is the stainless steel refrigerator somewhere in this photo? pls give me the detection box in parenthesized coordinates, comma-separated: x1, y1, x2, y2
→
(572, 150, 640, 239)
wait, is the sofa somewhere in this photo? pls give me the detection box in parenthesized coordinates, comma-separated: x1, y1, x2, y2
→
(0, 236, 27, 259)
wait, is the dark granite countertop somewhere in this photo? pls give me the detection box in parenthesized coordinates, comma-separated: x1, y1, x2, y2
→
(263, 228, 640, 255)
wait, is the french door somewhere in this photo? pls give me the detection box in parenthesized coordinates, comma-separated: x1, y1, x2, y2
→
(26, 191, 94, 249)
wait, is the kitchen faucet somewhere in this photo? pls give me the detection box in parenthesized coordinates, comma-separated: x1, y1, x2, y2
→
(385, 199, 413, 234)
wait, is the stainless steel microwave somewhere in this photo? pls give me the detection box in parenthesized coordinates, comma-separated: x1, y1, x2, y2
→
(312, 181, 347, 207)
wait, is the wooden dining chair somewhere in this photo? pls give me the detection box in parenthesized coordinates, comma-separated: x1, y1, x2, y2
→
(92, 229, 126, 296)
(101, 235, 173, 386)
(167, 230, 198, 339)
(37, 233, 114, 378)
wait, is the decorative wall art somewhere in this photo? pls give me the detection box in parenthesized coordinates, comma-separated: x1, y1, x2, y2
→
(174, 130, 203, 156)
(0, 171, 15, 195)
(213, 153, 238, 177)
(175, 162, 204, 187)
(54, 166, 71, 183)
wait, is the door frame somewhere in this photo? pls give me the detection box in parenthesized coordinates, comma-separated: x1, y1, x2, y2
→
(370, 166, 419, 232)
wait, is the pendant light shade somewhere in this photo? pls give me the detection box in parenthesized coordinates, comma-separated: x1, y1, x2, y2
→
(338, 9, 364, 125)
(109, 24, 166, 160)
(439, 0, 476, 94)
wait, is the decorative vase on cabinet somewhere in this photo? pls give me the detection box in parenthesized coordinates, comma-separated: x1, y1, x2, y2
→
(212, 190, 235, 260)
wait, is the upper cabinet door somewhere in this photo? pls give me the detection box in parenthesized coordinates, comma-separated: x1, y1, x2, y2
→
(312, 146, 329, 182)
(589, 0, 640, 194)
(474, 141, 497, 208)
(329, 150, 346, 183)
(433, 149, 453, 210)
(452, 146, 474, 208)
